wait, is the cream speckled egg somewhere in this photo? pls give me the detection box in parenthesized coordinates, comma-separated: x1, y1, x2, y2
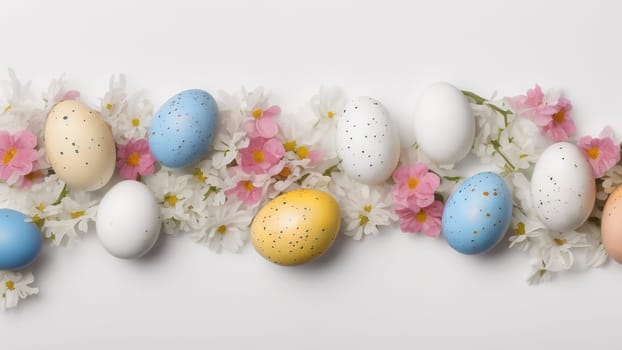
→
(530, 142, 595, 232)
(601, 186, 622, 264)
(251, 189, 341, 266)
(45, 100, 116, 191)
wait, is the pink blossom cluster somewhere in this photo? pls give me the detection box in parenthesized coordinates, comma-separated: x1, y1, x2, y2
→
(392, 163, 443, 237)
(578, 126, 620, 178)
(116, 139, 156, 180)
(0, 130, 41, 188)
(507, 85, 576, 142)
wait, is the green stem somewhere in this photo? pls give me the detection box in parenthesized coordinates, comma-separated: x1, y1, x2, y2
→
(491, 140, 516, 172)
(442, 176, 462, 182)
(51, 184, 69, 206)
(462, 90, 512, 127)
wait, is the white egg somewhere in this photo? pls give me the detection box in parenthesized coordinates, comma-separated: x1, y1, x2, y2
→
(96, 180, 161, 259)
(336, 96, 400, 184)
(413, 82, 475, 164)
(530, 142, 596, 232)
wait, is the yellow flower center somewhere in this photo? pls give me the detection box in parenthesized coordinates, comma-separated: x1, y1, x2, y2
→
(416, 211, 427, 223)
(252, 150, 265, 163)
(3, 105, 11, 113)
(587, 147, 600, 160)
(31, 215, 44, 229)
(105, 103, 113, 110)
(70, 210, 85, 219)
(275, 167, 292, 180)
(359, 214, 369, 226)
(296, 146, 309, 159)
(35, 203, 45, 212)
(127, 152, 141, 167)
(552, 109, 565, 123)
(327, 111, 335, 119)
(283, 140, 297, 152)
(164, 194, 179, 207)
(2, 147, 16, 164)
(24, 170, 43, 183)
(408, 177, 419, 190)
(243, 181, 254, 191)
(131, 118, 140, 127)
(5, 280, 14, 291)
(363, 204, 372, 213)
(515, 222, 526, 235)
(252, 108, 263, 119)
(554, 238, 566, 246)
(193, 168, 206, 182)
(217, 225, 227, 235)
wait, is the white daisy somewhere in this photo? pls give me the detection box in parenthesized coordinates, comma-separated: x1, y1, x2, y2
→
(143, 170, 197, 235)
(100, 74, 128, 122)
(540, 231, 589, 272)
(310, 85, 345, 127)
(508, 173, 547, 251)
(0, 271, 38, 309)
(0, 69, 35, 120)
(114, 90, 153, 141)
(332, 173, 397, 240)
(526, 260, 552, 285)
(191, 199, 254, 252)
(42, 191, 98, 246)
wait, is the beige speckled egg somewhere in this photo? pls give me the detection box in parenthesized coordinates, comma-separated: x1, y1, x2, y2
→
(44, 100, 116, 191)
(601, 185, 622, 264)
(251, 189, 341, 266)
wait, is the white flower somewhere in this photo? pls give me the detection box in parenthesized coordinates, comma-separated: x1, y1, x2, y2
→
(144, 170, 196, 234)
(0, 271, 38, 309)
(114, 90, 153, 141)
(193, 161, 231, 206)
(540, 231, 589, 272)
(332, 173, 397, 240)
(42, 191, 98, 246)
(581, 222, 608, 268)
(0, 69, 35, 120)
(240, 86, 273, 117)
(508, 173, 547, 251)
(310, 85, 345, 125)
(100, 74, 128, 121)
(526, 260, 552, 285)
(191, 199, 254, 252)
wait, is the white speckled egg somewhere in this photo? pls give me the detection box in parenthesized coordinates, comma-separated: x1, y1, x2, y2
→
(96, 180, 161, 259)
(45, 100, 116, 191)
(530, 142, 595, 232)
(413, 82, 475, 165)
(336, 96, 400, 184)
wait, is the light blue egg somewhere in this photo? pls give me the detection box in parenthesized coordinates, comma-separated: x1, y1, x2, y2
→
(0, 208, 42, 270)
(148, 89, 218, 168)
(442, 172, 512, 255)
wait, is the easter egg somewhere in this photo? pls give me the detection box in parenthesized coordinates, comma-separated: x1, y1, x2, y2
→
(442, 172, 512, 255)
(96, 180, 161, 259)
(148, 89, 218, 168)
(530, 142, 595, 232)
(251, 189, 341, 266)
(0, 208, 42, 270)
(413, 82, 475, 165)
(599, 186, 622, 263)
(44, 100, 116, 191)
(336, 96, 400, 184)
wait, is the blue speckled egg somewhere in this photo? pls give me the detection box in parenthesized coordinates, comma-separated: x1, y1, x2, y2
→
(442, 172, 512, 255)
(0, 208, 42, 270)
(148, 89, 218, 168)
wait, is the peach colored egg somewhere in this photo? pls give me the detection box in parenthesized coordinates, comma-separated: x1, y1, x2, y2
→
(44, 100, 116, 191)
(602, 186, 622, 264)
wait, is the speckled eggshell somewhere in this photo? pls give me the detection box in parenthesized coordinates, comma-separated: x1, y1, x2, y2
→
(442, 172, 512, 255)
(530, 142, 595, 232)
(96, 180, 161, 259)
(336, 96, 400, 184)
(0, 208, 42, 270)
(148, 89, 218, 168)
(413, 82, 475, 165)
(45, 100, 116, 191)
(251, 189, 341, 266)
(599, 186, 622, 263)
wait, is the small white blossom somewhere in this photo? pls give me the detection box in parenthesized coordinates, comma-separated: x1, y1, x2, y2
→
(191, 200, 254, 252)
(0, 271, 38, 309)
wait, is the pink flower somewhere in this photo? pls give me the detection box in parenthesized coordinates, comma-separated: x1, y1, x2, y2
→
(16, 164, 46, 189)
(507, 84, 544, 118)
(578, 126, 620, 178)
(62, 90, 80, 101)
(395, 201, 444, 237)
(391, 163, 440, 208)
(0, 130, 39, 181)
(225, 180, 263, 206)
(242, 105, 281, 138)
(534, 97, 576, 142)
(116, 139, 156, 180)
(238, 137, 285, 175)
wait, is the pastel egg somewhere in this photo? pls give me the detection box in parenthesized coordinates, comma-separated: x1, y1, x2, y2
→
(44, 100, 116, 191)
(413, 82, 475, 164)
(148, 89, 218, 168)
(251, 189, 341, 266)
(336, 96, 400, 184)
(0, 208, 42, 270)
(442, 172, 512, 255)
(530, 142, 595, 232)
(599, 186, 622, 263)
(96, 180, 161, 259)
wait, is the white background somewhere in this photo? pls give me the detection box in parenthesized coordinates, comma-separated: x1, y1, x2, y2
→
(1, 0, 622, 348)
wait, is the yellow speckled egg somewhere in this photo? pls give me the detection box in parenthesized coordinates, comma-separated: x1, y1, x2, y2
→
(251, 189, 341, 266)
(44, 100, 116, 191)
(601, 185, 622, 264)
